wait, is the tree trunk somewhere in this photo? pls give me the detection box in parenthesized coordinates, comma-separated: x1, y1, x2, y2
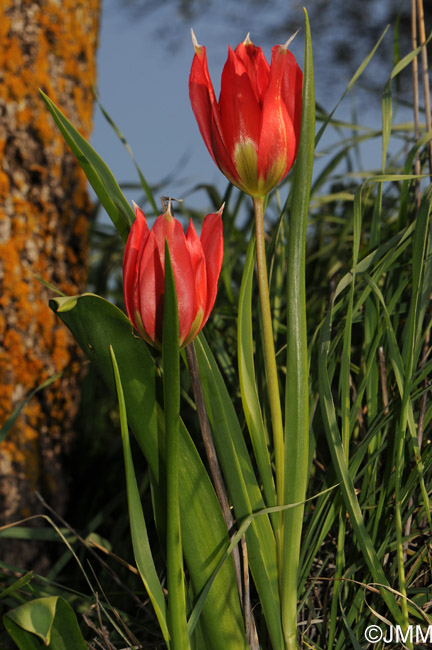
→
(0, 0, 100, 569)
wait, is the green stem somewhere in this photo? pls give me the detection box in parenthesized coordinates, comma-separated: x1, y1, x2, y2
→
(253, 196, 285, 609)
(253, 197, 285, 514)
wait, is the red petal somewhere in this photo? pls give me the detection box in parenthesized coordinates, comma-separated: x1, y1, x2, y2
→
(279, 47, 303, 158)
(234, 40, 270, 106)
(185, 219, 207, 315)
(219, 46, 261, 159)
(122, 205, 150, 330)
(189, 46, 219, 165)
(199, 206, 224, 325)
(257, 46, 297, 191)
(189, 46, 239, 185)
(135, 228, 162, 344)
(151, 214, 197, 346)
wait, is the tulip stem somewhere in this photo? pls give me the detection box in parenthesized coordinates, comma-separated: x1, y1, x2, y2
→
(253, 196, 285, 552)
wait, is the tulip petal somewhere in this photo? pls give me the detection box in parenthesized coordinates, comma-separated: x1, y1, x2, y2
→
(185, 219, 207, 315)
(151, 214, 197, 346)
(219, 46, 261, 161)
(279, 46, 303, 156)
(257, 46, 298, 192)
(189, 45, 219, 164)
(200, 207, 224, 323)
(135, 229, 163, 344)
(123, 205, 150, 331)
(189, 47, 240, 187)
(234, 39, 270, 106)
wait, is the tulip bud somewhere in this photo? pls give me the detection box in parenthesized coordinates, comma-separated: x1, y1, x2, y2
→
(189, 31, 303, 198)
(123, 202, 224, 348)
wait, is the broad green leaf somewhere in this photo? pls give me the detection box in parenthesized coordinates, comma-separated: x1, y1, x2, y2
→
(110, 346, 170, 645)
(50, 293, 247, 650)
(188, 485, 338, 637)
(3, 618, 41, 650)
(4, 597, 87, 649)
(194, 333, 283, 649)
(40, 91, 135, 242)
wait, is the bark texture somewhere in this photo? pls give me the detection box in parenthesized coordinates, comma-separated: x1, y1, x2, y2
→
(0, 0, 100, 568)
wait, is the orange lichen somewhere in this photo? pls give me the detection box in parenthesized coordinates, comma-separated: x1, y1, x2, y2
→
(0, 0, 101, 529)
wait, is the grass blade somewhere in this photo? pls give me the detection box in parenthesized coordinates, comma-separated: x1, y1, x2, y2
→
(318, 309, 402, 625)
(110, 345, 170, 645)
(93, 88, 159, 215)
(163, 245, 190, 650)
(40, 91, 135, 242)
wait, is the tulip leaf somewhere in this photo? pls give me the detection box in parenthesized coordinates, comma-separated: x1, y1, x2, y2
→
(4, 597, 87, 649)
(281, 7, 315, 637)
(49, 293, 247, 650)
(110, 345, 170, 645)
(194, 333, 284, 649)
(162, 245, 190, 649)
(40, 91, 135, 242)
(237, 236, 276, 514)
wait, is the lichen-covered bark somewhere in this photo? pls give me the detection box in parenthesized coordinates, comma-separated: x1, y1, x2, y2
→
(0, 0, 100, 567)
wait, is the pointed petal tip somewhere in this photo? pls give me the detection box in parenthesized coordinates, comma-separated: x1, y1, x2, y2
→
(132, 201, 146, 220)
(190, 28, 201, 52)
(131, 201, 147, 225)
(283, 28, 301, 50)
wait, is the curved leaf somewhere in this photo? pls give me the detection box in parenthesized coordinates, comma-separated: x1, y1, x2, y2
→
(50, 294, 247, 650)
(194, 333, 283, 649)
(4, 597, 87, 649)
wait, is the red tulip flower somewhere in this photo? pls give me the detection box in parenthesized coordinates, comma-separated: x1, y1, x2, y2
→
(189, 31, 303, 198)
(123, 202, 224, 349)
